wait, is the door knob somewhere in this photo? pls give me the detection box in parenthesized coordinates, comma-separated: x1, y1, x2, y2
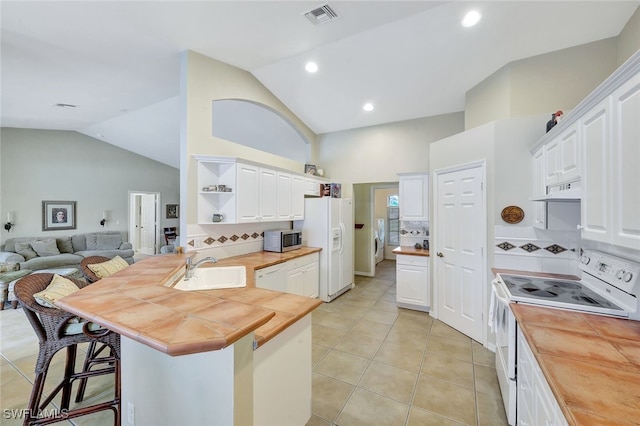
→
(437, 252, 444, 257)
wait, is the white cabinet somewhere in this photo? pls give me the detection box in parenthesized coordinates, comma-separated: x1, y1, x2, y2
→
(287, 253, 319, 298)
(195, 156, 309, 224)
(531, 147, 547, 229)
(304, 177, 322, 197)
(611, 74, 640, 250)
(398, 173, 429, 222)
(255, 253, 319, 298)
(396, 254, 429, 311)
(580, 72, 640, 251)
(544, 123, 579, 187)
(517, 325, 567, 426)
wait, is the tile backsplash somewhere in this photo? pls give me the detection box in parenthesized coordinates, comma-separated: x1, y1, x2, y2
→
(493, 225, 580, 276)
(400, 221, 429, 248)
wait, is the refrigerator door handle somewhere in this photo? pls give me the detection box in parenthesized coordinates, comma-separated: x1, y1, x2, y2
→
(339, 223, 344, 253)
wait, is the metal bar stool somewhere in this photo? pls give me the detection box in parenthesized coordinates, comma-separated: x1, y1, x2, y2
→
(13, 273, 121, 426)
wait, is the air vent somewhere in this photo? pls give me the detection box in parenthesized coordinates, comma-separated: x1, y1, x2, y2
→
(304, 3, 339, 25)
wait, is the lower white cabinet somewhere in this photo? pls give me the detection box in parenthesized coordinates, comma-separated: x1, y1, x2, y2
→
(396, 254, 429, 311)
(255, 253, 319, 298)
(517, 325, 567, 426)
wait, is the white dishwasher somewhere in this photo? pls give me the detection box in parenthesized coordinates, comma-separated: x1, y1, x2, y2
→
(254, 263, 288, 292)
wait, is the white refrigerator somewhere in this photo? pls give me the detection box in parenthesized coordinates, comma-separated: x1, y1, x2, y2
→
(294, 197, 354, 302)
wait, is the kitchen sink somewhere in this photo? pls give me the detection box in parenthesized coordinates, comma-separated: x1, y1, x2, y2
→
(171, 265, 247, 291)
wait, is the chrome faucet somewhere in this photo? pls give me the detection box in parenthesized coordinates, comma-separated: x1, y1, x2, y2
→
(184, 256, 218, 280)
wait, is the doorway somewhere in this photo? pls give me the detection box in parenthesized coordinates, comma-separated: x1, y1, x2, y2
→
(432, 161, 486, 344)
(128, 191, 161, 255)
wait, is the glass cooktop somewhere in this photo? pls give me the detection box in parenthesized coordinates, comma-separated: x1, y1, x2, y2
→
(498, 274, 625, 314)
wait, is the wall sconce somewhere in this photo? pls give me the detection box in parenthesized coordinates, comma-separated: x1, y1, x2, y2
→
(100, 211, 108, 227)
(4, 212, 14, 232)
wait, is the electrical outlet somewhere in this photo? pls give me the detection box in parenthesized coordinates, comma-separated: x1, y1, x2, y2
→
(127, 402, 135, 425)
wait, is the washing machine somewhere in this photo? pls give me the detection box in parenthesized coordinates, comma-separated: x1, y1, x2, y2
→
(374, 218, 385, 264)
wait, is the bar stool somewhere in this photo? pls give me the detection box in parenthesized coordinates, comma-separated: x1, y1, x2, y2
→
(79, 256, 111, 283)
(13, 273, 121, 426)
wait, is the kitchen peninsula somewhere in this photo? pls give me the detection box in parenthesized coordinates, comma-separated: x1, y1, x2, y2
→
(57, 250, 322, 426)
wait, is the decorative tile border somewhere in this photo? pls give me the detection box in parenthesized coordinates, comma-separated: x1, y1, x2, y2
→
(496, 240, 568, 255)
(187, 231, 264, 249)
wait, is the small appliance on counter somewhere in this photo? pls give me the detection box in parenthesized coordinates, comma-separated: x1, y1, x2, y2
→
(263, 229, 302, 253)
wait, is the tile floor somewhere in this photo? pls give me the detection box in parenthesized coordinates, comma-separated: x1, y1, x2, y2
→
(0, 259, 508, 425)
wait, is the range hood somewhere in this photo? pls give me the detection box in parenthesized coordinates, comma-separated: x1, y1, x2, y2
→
(532, 181, 581, 202)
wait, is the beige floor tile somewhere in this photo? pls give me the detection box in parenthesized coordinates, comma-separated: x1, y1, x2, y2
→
(67, 408, 119, 426)
(421, 352, 474, 389)
(361, 308, 399, 326)
(385, 325, 429, 351)
(311, 310, 357, 331)
(334, 331, 383, 359)
(474, 364, 501, 397)
(312, 324, 348, 348)
(338, 296, 378, 310)
(407, 406, 467, 426)
(477, 390, 509, 426)
(373, 341, 424, 374)
(305, 414, 332, 426)
(314, 350, 369, 385)
(425, 334, 473, 363)
(335, 388, 409, 426)
(472, 341, 495, 367)
(312, 344, 331, 367)
(359, 361, 418, 403)
(349, 319, 392, 340)
(0, 374, 33, 411)
(413, 375, 477, 425)
(371, 299, 400, 313)
(311, 372, 354, 422)
(430, 320, 472, 342)
(1, 362, 25, 385)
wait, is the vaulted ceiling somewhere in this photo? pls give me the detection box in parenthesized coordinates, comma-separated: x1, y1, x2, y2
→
(1, 1, 638, 168)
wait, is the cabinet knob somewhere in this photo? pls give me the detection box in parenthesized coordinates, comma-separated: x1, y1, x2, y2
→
(576, 224, 584, 230)
(437, 252, 444, 258)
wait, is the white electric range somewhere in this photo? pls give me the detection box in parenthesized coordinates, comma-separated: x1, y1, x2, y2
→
(491, 250, 640, 425)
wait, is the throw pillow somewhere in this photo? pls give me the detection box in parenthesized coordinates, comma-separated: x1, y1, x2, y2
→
(96, 234, 122, 250)
(85, 234, 99, 250)
(15, 242, 38, 261)
(87, 256, 129, 279)
(33, 274, 80, 308)
(56, 237, 74, 254)
(31, 239, 61, 257)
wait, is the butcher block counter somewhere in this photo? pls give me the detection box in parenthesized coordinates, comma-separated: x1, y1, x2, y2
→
(392, 246, 430, 256)
(57, 248, 323, 356)
(493, 268, 640, 425)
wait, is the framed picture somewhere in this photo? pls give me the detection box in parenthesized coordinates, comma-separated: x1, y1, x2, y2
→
(166, 204, 179, 219)
(304, 164, 317, 175)
(42, 201, 76, 231)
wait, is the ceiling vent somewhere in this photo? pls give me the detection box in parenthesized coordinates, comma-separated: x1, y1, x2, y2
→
(304, 4, 339, 25)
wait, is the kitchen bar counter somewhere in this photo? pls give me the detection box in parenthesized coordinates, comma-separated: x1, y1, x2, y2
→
(512, 304, 640, 425)
(393, 246, 430, 256)
(57, 249, 323, 356)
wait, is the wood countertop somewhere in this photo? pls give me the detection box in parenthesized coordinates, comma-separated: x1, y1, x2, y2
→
(56, 248, 323, 356)
(493, 268, 640, 425)
(512, 304, 640, 425)
(392, 246, 430, 257)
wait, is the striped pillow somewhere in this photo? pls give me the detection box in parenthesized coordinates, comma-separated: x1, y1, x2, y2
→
(87, 256, 129, 279)
(33, 274, 80, 308)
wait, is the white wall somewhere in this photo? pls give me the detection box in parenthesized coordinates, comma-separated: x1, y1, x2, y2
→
(0, 128, 179, 243)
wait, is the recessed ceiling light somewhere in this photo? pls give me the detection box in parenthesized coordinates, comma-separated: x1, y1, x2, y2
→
(462, 10, 481, 28)
(305, 62, 318, 73)
(363, 103, 374, 112)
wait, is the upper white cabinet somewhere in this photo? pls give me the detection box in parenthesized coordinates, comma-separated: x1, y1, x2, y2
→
(581, 72, 640, 251)
(398, 172, 429, 222)
(195, 156, 309, 225)
(544, 123, 580, 187)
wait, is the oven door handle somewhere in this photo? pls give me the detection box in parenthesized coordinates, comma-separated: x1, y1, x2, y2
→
(492, 279, 511, 306)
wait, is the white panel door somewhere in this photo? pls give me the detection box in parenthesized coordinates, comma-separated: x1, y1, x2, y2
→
(611, 74, 640, 250)
(139, 193, 157, 255)
(435, 164, 484, 342)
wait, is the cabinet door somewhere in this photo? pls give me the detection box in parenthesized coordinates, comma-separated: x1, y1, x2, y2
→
(580, 97, 612, 243)
(399, 174, 429, 221)
(237, 163, 261, 223)
(255, 264, 288, 292)
(303, 261, 319, 298)
(611, 74, 640, 251)
(531, 146, 546, 199)
(543, 138, 560, 187)
(396, 255, 429, 308)
(277, 172, 292, 221)
(287, 266, 305, 296)
(558, 124, 579, 183)
(304, 177, 321, 196)
(291, 174, 305, 221)
(259, 168, 277, 221)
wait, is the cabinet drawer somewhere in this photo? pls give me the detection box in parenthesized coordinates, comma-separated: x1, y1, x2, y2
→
(396, 254, 429, 267)
(287, 253, 319, 270)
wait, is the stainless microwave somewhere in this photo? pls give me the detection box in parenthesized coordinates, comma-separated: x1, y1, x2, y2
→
(263, 229, 302, 253)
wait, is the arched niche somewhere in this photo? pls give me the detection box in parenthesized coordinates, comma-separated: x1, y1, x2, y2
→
(212, 99, 309, 163)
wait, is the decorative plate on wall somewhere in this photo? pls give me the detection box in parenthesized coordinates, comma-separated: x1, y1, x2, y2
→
(501, 205, 525, 224)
